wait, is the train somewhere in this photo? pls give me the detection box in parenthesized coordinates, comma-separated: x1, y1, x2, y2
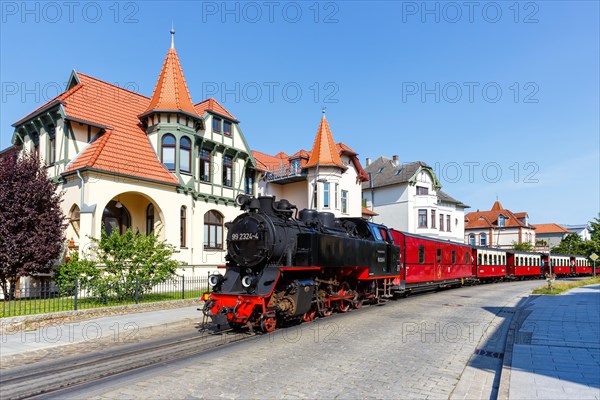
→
(201, 196, 596, 332)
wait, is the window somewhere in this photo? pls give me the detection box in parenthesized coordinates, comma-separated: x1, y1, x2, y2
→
(498, 215, 506, 227)
(452, 250, 456, 264)
(313, 184, 318, 209)
(204, 210, 223, 249)
(33, 135, 40, 158)
(180, 206, 187, 247)
(223, 121, 232, 136)
(69, 205, 80, 237)
(437, 248, 442, 263)
(180, 137, 191, 173)
(418, 245, 425, 264)
(291, 159, 301, 173)
(416, 186, 428, 195)
(480, 233, 487, 246)
(478, 254, 482, 265)
(341, 190, 348, 213)
(146, 204, 155, 235)
(245, 168, 254, 195)
(377, 167, 385, 173)
(493, 254, 497, 264)
(48, 126, 56, 165)
(102, 200, 131, 236)
(446, 215, 451, 232)
(323, 182, 330, 208)
(199, 149, 211, 182)
(466, 251, 470, 264)
(418, 209, 427, 228)
(212, 117, 222, 134)
(484, 254, 488, 265)
(395, 168, 403, 175)
(439, 214, 444, 231)
(431, 210, 436, 229)
(469, 234, 475, 246)
(335, 183, 339, 209)
(223, 156, 233, 187)
(161, 134, 176, 170)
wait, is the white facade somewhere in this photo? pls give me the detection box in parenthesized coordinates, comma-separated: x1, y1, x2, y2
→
(362, 157, 468, 242)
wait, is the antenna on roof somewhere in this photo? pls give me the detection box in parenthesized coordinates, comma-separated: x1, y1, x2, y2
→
(170, 22, 175, 49)
(496, 193, 498, 201)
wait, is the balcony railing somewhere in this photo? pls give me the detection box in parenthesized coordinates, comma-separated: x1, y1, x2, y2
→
(265, 165, 306, 183)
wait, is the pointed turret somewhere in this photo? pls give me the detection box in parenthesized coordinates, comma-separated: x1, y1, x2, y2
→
(491, 200, 504, 211)
(305, 112, 345, 169)
(141, 27, 198, 118)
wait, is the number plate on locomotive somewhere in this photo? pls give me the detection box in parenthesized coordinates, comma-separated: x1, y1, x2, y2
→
(231, 233, 259, 241)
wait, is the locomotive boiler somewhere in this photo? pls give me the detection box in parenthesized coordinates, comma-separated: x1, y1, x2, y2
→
(202, 195, 401, 332)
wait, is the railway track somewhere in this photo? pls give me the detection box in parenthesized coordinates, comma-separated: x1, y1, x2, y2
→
(0, 326, 250, 400)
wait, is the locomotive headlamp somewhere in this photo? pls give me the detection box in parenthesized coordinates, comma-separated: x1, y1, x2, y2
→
(208, 274, 225, 288)
(241, 275, 258, 288)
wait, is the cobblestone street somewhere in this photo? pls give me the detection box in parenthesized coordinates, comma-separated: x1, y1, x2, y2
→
(52, 280, 543, 399)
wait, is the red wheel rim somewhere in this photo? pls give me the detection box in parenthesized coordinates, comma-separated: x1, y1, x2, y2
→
(302, 310, 316, 322)
(262, 317, 276, 333)
(338, 283, 351, 312)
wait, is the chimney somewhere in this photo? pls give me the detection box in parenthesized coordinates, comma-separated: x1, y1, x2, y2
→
(366, 157, 371, 167)
(392, 155, 399, 166)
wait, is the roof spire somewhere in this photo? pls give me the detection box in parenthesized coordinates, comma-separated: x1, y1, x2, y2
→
(170, 22, 175, 49)
(322, 106, 326, 115)
(305, 112, 345, 169)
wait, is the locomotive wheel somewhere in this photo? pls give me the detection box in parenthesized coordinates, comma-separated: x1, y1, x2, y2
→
(261, 316, 277, 333)
(338, 283, 351, 313)
(321, 308, 332, 317)
(302, 309, 317, 322)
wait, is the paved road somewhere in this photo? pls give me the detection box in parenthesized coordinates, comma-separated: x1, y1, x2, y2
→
(52, 280, 542, 400)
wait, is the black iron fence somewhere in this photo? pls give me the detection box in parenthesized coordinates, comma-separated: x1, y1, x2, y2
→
(1, 275, 209, 318)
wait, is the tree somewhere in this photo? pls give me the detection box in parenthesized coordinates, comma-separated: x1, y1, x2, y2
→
(589, 215, 600, 242)
(0, 152, 66, 299)
(550, 233, 586, 255)
(55, 226, 180, 298)
(511, 241, 534, 252)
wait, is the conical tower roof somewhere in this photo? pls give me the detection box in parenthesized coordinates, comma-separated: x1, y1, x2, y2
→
(491, 200, 504, 211)
(141, 29, 198, 118)
(305, 114, 345, 169)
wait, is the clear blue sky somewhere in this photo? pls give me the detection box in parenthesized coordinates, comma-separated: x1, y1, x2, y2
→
(1, 1, 598, 225)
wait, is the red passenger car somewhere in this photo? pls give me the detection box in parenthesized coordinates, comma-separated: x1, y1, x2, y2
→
(507, 251, 542, 279)
(390, 230, 474, 292)
(572, 255, 592, 275)
(471, 247, 508, 280)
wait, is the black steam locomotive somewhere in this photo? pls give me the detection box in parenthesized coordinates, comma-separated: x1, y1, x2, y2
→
(203, 195, 401, 332)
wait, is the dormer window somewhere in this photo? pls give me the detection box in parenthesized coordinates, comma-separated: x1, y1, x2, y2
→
(291, 159, 301, 173)
(212, 117, 222, 134)
(498, 214, 506, 227)
(416, 186, 428, 195)
(223, 121, 232, 136)
(377, 167, 384, 173)
(395, 169, 403, 175)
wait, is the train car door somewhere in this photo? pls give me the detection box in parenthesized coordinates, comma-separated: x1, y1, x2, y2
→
(435, 246, 443, 281)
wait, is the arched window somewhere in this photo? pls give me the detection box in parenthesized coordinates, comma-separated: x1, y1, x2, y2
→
(480, 233, 487, 246)
(146, 204, 155, 235)
(469, 234, 475, 246)
(103, 200, 131, 235)
(180, 206, 187, 247)
(69, 205, 81, 238)
(204, 210, 223, 249)
(161, 134, 176, 170)
(180, 137, 191, 173)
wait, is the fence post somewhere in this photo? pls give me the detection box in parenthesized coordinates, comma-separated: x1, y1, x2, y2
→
(74, 278, 78, 311)
(181, 275, 185, 300)
(135, 276, 139, 304)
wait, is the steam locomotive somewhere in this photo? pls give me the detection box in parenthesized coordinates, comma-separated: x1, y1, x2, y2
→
(202, 195, 401, 332)
(202, 196, 596, 333)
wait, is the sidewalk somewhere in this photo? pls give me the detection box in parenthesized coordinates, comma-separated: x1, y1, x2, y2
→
(0, 305, 203, 358)
(503, 284, 600, 399)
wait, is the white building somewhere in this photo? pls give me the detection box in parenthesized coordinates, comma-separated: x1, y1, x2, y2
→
(7, 31, 256, 276)
(253, 113, 368, 217)
(561, 224, 592, 241)
(362, 156, 468, 242)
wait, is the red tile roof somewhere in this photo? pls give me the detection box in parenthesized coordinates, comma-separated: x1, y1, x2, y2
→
(305, 115, 345, 169)
(534, 223, 571, 234)
(465, 201, 531, 229)
(362, 207, 378, 216)
(143, 48, 198, 117)
(63, 73, 179, 184)
(194, 98, 236, 121)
